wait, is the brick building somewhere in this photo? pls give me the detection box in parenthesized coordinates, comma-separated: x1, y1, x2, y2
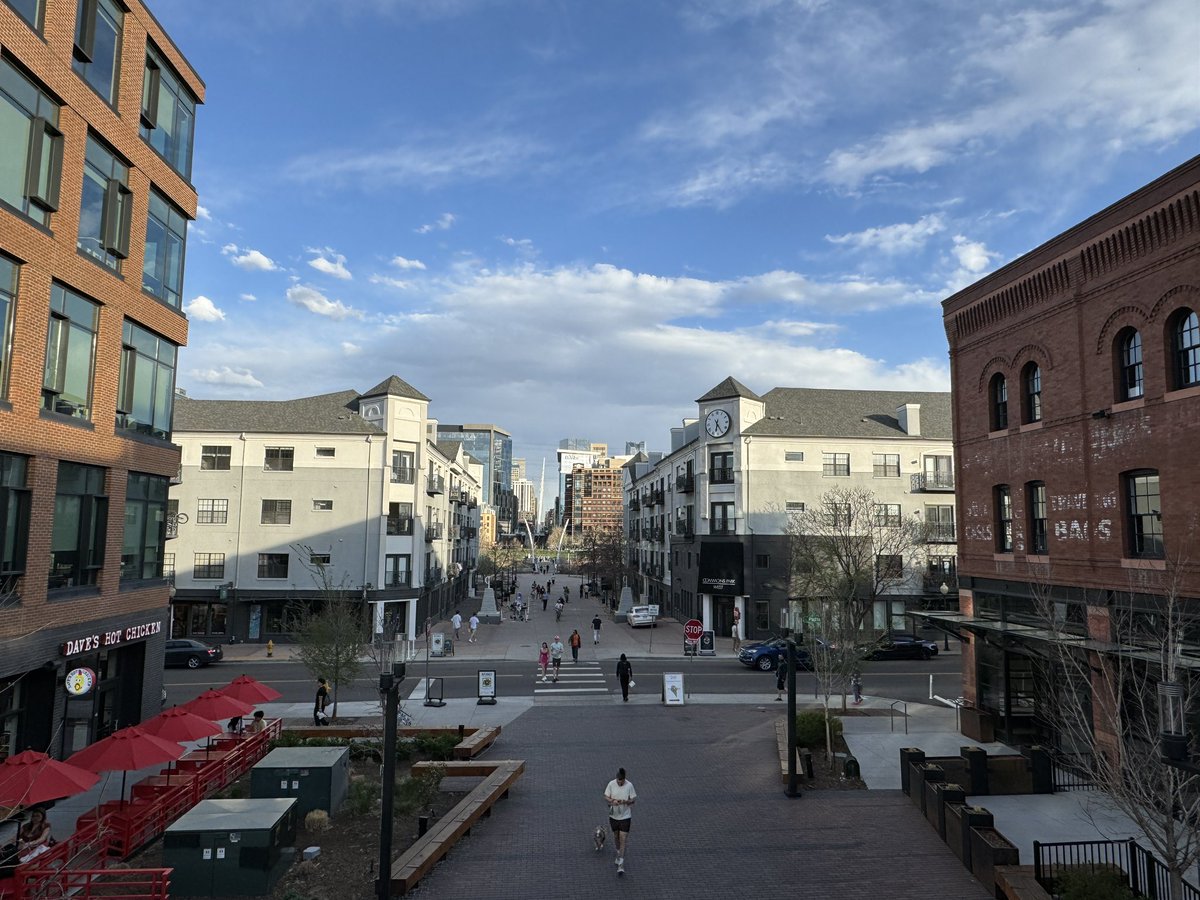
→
(1, 0, 202, 758)
(930, 156, 1200, 753)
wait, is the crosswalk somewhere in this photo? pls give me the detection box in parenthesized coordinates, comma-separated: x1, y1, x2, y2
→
(533, 660, 609, 697)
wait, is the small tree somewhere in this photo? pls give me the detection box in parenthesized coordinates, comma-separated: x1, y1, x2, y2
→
(786, 486, 928, 761)
(289, 545, 368, 720)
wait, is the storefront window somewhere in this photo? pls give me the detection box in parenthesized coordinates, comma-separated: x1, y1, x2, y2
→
(0, 675, 23, 760)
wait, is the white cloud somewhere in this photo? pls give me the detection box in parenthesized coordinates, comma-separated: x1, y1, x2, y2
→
(341, 342, 362, 355)
(285, 284, 363, 320)
(307, 247, 353, 280)
(661, 154, 797, 209)
(240, 293, 257, 302)
(826, 214, 945, 254)
(501, 236, 534, 250)
(184, 295, 226, 322)
(189, 366, 264, 388)
(942, 234, 1003, 293)
(390, 255, 427, 270)
(416, 213, 456, 234)
(195, 205, 212, 220)
(221, 243, 279, 272)
(369, 274, 413, 290)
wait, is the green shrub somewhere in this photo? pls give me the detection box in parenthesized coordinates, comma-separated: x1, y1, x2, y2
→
(345, 777, 379, 816)
(794, 711, 841, 749)
(393, 765, 445, 815)
(1056, 868, 1135, 900)
(394, 739, 416, 762)
(272, 730, 306, 749)
(414, 733, 458, 761)
(348, 740, 382, 763)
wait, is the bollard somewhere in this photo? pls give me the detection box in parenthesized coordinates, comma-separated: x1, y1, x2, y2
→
(266, 639, 274, 658)
(417, 815, 429, 837)
(458, 724, 465, 741)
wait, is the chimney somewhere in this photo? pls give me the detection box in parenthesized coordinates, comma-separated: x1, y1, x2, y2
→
(897, 403, 921, 436)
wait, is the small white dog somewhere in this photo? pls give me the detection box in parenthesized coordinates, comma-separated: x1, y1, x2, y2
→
(593, 825, 607, 851)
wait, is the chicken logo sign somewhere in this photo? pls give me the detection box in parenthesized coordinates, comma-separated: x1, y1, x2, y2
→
(65, 667, 96, 696)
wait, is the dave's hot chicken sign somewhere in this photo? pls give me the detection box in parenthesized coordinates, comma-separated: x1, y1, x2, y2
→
(61, 619, 163, 656)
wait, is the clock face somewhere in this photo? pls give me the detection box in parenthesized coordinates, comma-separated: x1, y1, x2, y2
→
(705, 409, 731, 437)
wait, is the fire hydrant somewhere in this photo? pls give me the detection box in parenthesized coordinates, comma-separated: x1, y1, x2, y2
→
(266, 639, 274, 658)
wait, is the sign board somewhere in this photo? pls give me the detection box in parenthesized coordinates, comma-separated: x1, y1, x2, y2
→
(698, 630, 716, 656)
(431, 632, 446, 657)
(683, 619, 704, 642)
(698, 542, 744, 595)
(662, 673, 685, 706)
(64, 667, 96, 696)
(647, 604, 660, 616)
(61, 619, 163, 656)
(477, 669, 497, 705)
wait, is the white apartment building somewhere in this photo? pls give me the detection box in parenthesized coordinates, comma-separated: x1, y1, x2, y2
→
(626, 377, 956, 642)
(168, 376, 481, 645)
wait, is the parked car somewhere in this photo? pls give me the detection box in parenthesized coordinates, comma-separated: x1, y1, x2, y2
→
(626, 605, 658, 627)
(737, 637, 813, 671)
(864, 634, 939, 661)
(164, 638, 224, 669)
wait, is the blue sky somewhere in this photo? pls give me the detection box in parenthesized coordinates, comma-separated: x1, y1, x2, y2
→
(152, 0, 1200, 471)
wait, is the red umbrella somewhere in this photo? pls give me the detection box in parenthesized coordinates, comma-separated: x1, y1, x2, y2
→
(67, 725, 186, 807)
(0, 750, 100, 807)
(219, 675, 282, 704)
(183, 689, 253, 721)
(140, 707, 223, 743)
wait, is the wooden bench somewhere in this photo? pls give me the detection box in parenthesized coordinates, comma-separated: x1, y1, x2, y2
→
(994, 866, 1054, 900)
(452, 725, 500, 759)
(284, 725, 501, 759)
(775, 719, 794, 783)
(390, 759, 525, 895)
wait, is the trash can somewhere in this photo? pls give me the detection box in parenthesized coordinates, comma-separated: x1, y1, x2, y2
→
(843, 756, 861, 779)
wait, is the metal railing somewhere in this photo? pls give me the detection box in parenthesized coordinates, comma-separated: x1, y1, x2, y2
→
(425, 474, 445, 494)
(676, 474, 695, 493)
(630, 497, 641, 510)
(710, 467, 734, 484)
(1050, 751, 1099, 791)
(925, 523, 957, 543)
(391, 466, 416, 484)
(911, 472, 955, 492)
(1033, 839, 1200, 900)
(889, 700, 908, 734)
(674, 522, 695, 539)
(425, 524, 443, 542)
(710, 519, 737, 535)
(387, 516, 414, 536)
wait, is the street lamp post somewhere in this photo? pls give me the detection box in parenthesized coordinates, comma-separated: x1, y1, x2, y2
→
(1158, 681, 1199, 774)
(376, 662, 405, 900)
(783, 629, 801, 799)
(939, 581, 951, 651)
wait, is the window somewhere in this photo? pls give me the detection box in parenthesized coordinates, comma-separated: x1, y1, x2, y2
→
(77, 134, 130, 271)
(990, 374, 1008, 431)
(785, 501, 806, 513)
(1117, 329, 1143, 401)
(315, 447, 335, 458)
(42, 284, 99, 421)
(874, 503, 902, 527)
(264, 447, 294, 472)
(163, 552, 174, 579)
(995, 485, 1013, 553)
(260, 500, 291, 525)
(828, 502, 852, 527)
(1023, 363, 1042, 423)
(257, 553, 288, 579)
(710, 451, 733, 483)
(5, 0, 42, 29)
(876, 554, 903, 578)
(200, 446, 231, 470)
(871, 453, 899, 478)
(142, 190, 187, 309)
(117, 320, 177, 440)
(196, 498, 227, 524)
(822, 452, 850, 477)
(388, 502, 413, 535)
(925, 505, 955, 543)
(391, 450, 415, 483)
(0, 56, 62, 226)
(193, 552, 224, 580)
(309, 553, 330, 567)
(49, 462, 107, 589)
(385, 554, 411, 588)
(784, 451, 805, 462)
(1027, 482, 1047, 554)
(755, 554, 770, 569)
(313, 499, 333, 511)
(1171, 309, 1200, 390)
(1125, 470, 1163, 559)
(73, 0, 123, 104)
(710, 501, 734, 534)
(120, 473, 166, 582)
(140, 43, 196, 178)
(0, 453, 31, 578)
(0, 255, 16, 400)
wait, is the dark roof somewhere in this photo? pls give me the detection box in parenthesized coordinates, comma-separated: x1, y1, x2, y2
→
(434, 440, 464, 460)
(697, 376, 761, 403)
(173, 391, 384, 435)
(744, 388, 952, 439)
(360, 375, 430, 402)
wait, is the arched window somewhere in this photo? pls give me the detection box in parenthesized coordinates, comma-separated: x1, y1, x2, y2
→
(1022, 363, 1042, 423)
(1117, 329, 1143, 400)
(1171, 309, 1200, 389)
(990, 374, 1008, 431)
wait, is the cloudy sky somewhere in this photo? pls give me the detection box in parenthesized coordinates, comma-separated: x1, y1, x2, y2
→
(153, 0, 1199, 475)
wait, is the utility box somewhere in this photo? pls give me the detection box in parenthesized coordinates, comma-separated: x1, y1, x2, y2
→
(250, 746, 350, 817)
(164, 798, 297, 897)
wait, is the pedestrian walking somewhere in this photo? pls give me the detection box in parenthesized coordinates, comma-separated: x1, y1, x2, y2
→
(538, 642, 550, 682)
(604, 768, 637, 875)
(542, 593, 548, 611)
(775, 653, 789, 701)
(550, 635, 565, 681)
(468, 613, 479, 643)
(851, 670, 863, 705)
(616, 653, 633, 702)
(592, 614, 602, 645)
(451, 610, 462, 641)
(731, 606, 742, 653)
(569, 629, 582, 663)
(313, 677, 330, 726)
(555, 599, 564, 621)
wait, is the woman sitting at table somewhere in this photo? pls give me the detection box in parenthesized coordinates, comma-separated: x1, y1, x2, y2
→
(16, 808, 52, 863)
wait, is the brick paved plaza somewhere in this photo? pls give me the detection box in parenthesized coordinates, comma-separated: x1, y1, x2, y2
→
(411, 703, 987, 898)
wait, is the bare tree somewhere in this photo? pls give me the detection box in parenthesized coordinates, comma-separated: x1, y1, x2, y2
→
(1032, 545, 1200, 900)
(289, 544, 368, 721)
(786, 486, 929, 759)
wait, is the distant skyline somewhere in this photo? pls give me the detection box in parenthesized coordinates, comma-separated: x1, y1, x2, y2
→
(150, 0, 1200, 466)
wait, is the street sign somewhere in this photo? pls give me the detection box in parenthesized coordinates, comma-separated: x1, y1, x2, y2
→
(698, 630, 715, 656)
(683, 619, 703, 642)
(477, 669, 497, 705)
(662, 673, 685, 705)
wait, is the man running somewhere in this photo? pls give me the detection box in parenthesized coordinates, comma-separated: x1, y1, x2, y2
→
(604, 767, 637, 875)
(549, 635, 565, 682)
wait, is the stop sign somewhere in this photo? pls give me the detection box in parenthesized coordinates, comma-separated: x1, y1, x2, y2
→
(684, 619, 704, 642)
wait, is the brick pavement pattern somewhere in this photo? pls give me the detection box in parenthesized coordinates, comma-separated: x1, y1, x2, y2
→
(407, 704, 988, 899)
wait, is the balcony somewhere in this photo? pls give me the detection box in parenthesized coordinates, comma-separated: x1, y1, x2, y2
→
(922, 573, 958, 594)
(710, 519, 738, 536)
(674, 521, 695, 539)
(676, 474, 695, 493)
(386, 516, 414, 536)
(654, 526, 665, 542)
(710, 467, 734, 484)
(630, 496, 641, 511)
(166, 512, 184, 540)
(911, 472, 955, 492)
(426, 474, 445, 495)
(391, 466, 416, 484)
(651, 488, 665, 505)
(384, 571, 412, 589)
(925, 523, 957, 544)
(425, 524, 443, 543)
